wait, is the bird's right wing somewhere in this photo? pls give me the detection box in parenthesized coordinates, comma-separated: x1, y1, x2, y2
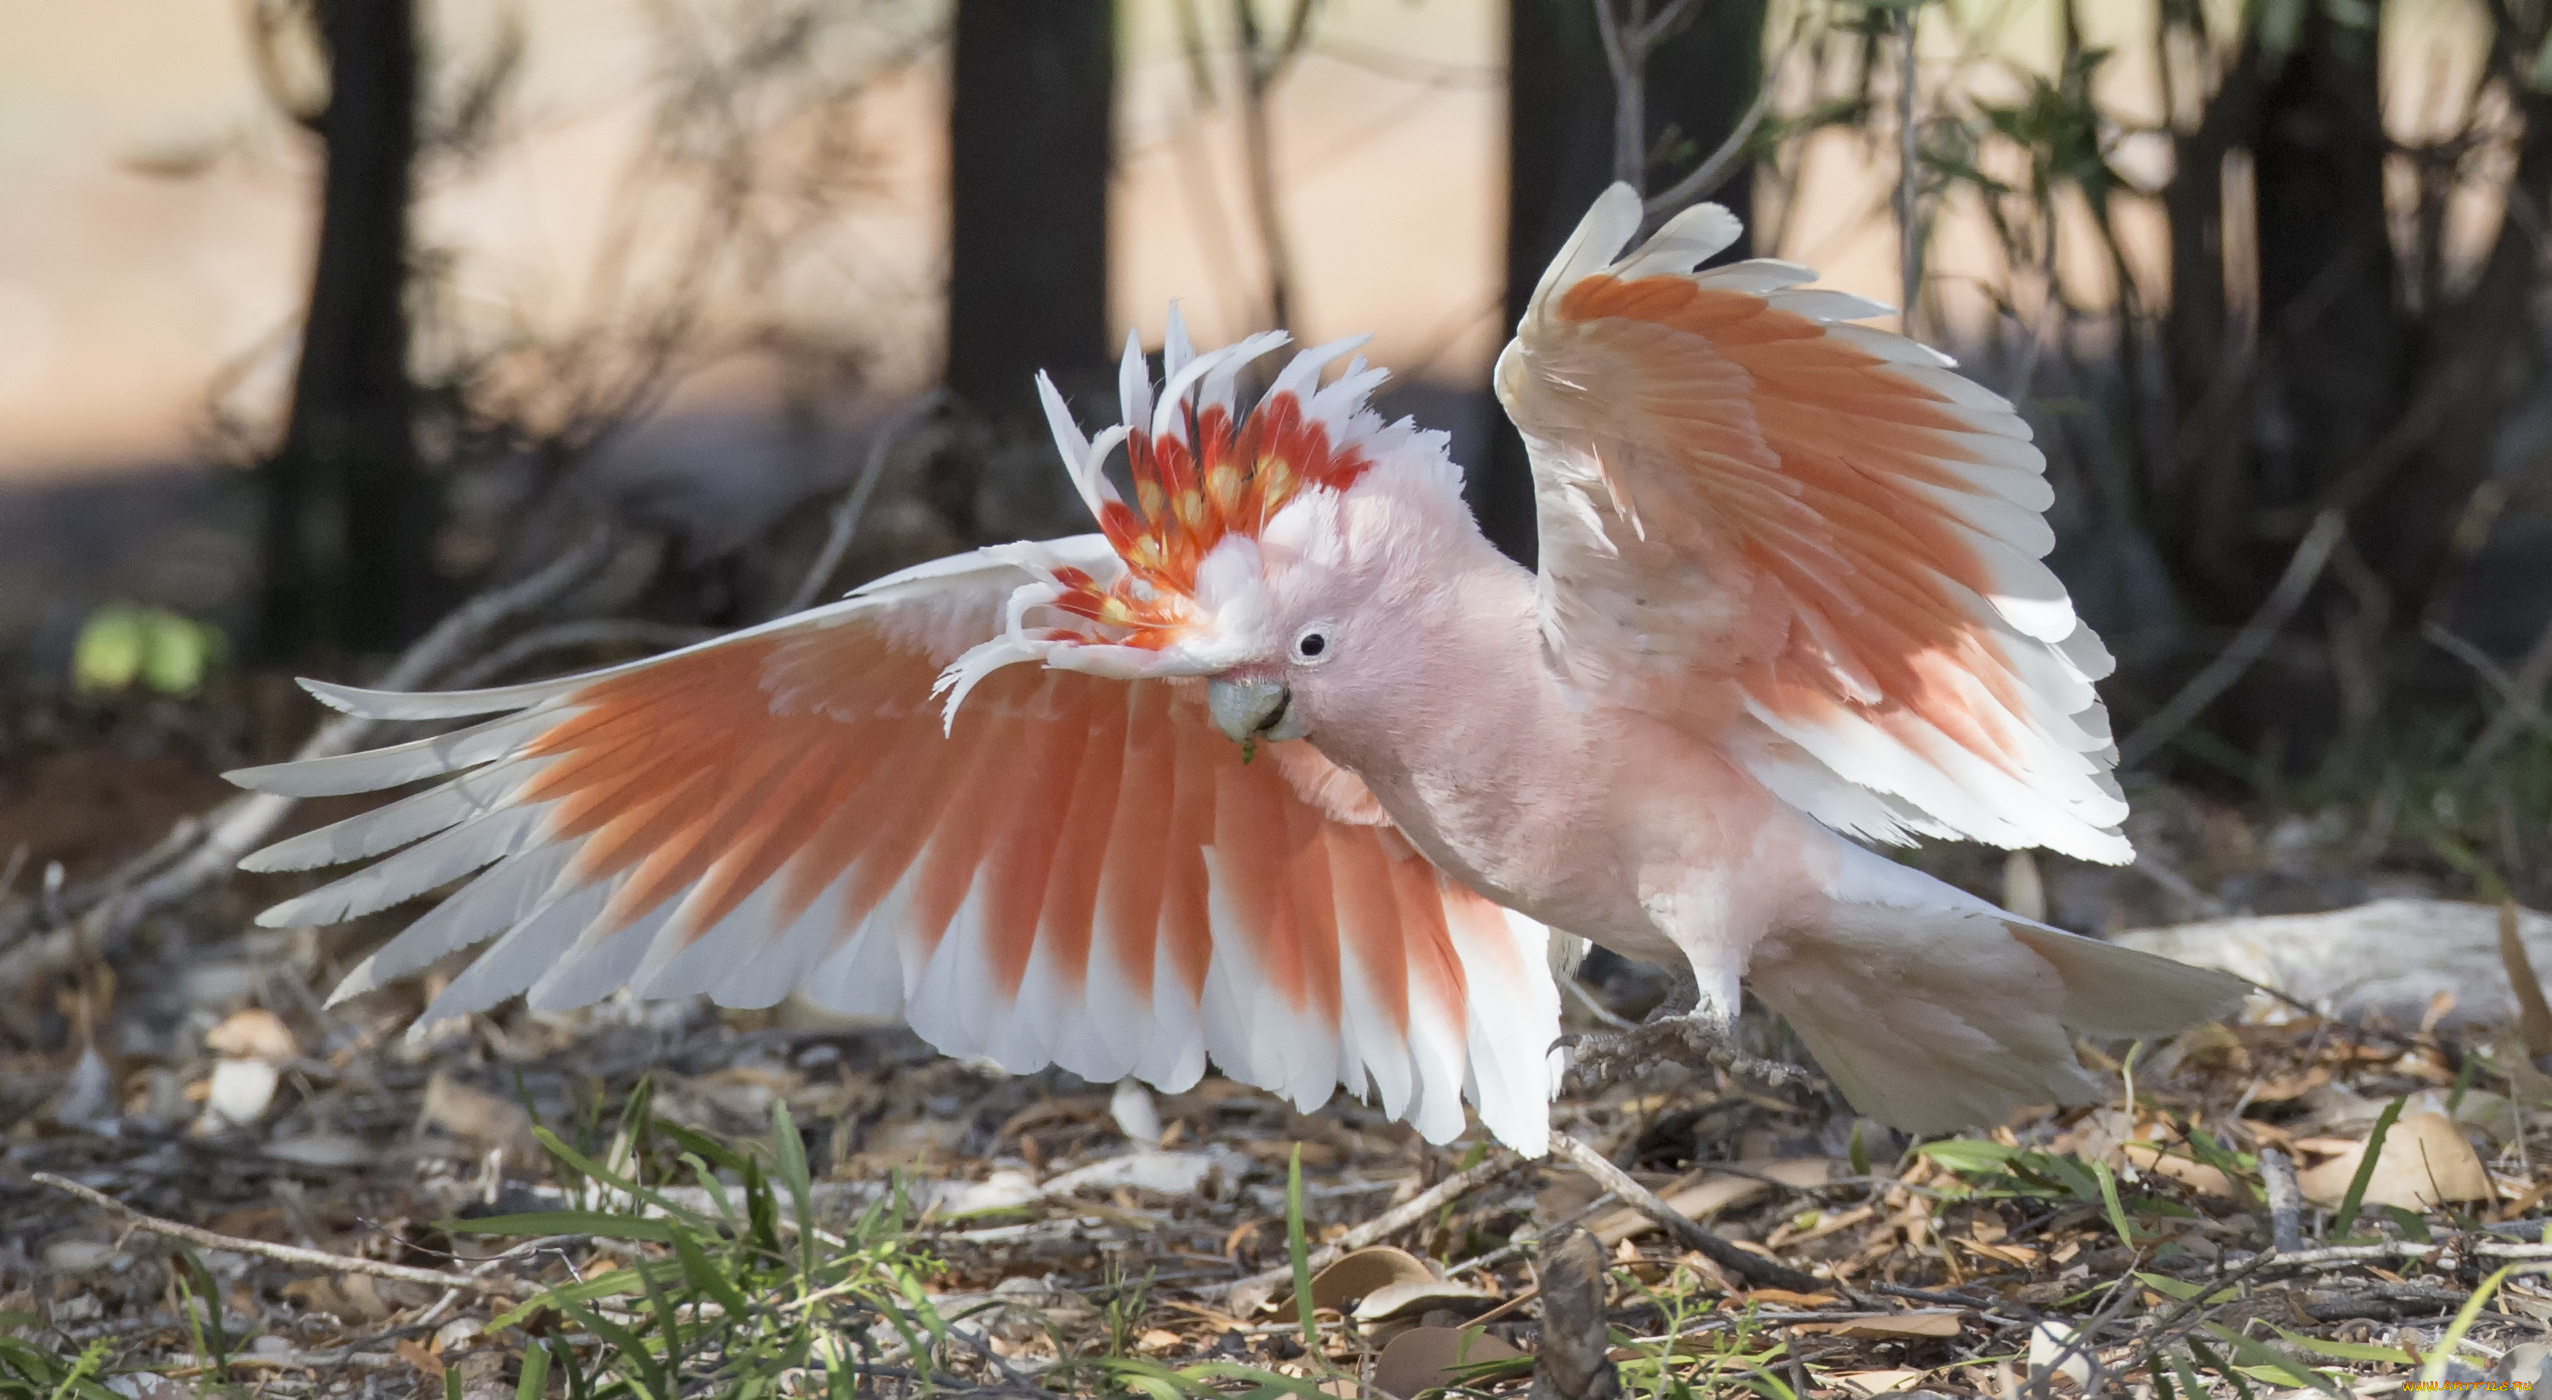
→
(229, 540, 1558, 1151)
(1496, 186, 2129, 863)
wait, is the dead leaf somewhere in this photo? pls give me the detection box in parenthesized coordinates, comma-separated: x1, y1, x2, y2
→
(394, 1337, 445, 1378)
(1269, 1245, 1438, 1322)
(418, 1072, 536, 1157)
(1589, 1158, 1834, 1244)
(1372, 1325, 1524, 1399)
(2502, 898, 2552, 1058)
(2122, 1142, 2237, 1198)
(205, 1008, 298, 1061)
(1791, 1309, 1963, 1340)
(1742, 1288, 1840, 1307)
(1353, 1276, 1493, 1323)
(2295, 1112, 2491, 1208)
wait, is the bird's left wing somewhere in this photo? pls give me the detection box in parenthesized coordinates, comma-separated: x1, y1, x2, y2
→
(228, 540, 1558, 1149)
(1496, 185, 2128, 863)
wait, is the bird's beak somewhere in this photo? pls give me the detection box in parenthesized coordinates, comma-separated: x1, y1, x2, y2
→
(1208, 678, 1306, 744)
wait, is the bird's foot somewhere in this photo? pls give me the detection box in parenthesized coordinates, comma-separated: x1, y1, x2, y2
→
(1563, 1012, 1814, 1095)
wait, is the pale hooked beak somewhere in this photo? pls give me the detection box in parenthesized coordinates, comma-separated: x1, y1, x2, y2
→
(1208, 678, 1307, 744)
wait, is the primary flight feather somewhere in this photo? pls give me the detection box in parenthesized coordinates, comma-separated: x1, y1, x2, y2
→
(231, 188, 2245, 1153)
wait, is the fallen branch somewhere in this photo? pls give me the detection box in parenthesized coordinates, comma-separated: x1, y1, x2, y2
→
(32, 1172, 540, 1300)
(1548, 1130, 1822, 1293)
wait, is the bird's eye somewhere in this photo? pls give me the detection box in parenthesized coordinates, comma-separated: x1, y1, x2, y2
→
(1292, 626, 1333, 663)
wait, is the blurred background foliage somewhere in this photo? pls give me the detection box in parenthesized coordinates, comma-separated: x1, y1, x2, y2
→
(5, 0, 2552, 906)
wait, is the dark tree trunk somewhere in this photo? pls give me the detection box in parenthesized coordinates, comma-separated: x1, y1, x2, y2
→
(261, 0, 434, 660)
(943, 0, 1116, 542)
(1480, 0, 1766, 565)
(2247, 0, 2401, 567)
(946, 0, 1114, 423)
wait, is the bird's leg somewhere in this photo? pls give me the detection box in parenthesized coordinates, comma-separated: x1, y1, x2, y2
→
(1564, 965, 1815, 1093)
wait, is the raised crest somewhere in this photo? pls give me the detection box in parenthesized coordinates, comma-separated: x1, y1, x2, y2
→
(934, 309, 1404, 719)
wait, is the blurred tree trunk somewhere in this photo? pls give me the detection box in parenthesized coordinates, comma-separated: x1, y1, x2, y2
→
(261, 0, 436, 659)
(1479, 0, 1765, 565)
(944, 0, 1116, 540)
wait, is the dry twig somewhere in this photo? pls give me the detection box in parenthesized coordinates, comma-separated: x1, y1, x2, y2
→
(31, 1173, 541, 1300)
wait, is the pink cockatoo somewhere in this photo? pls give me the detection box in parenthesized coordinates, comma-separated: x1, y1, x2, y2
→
(230, 188, 2245, 1154)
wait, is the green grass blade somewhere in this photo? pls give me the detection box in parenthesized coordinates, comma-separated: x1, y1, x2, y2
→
(669, 1227, 752, 1319)
(1285, 1143, 1318, 1354)
(2331, 1097, 2404, 1239)
(2421, 1264, 2515, 1385)
(772, 1099, 817, 1281)
(2200, 1321, 2342, 1396)
(446, 1210, 674, 1242)
(2268, 1324, 2416, 1365)
(532, 1127, 717, 1232)
(2188, 1334, 2259, 1400)
(565, 1302, 667, 1400)
(2092, 1160, 2139, 1245)
(637, 1248, 687, 1384)
(516, 1338, 553, 1400)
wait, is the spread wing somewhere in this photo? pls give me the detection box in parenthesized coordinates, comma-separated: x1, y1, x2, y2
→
(230, 539, 1558, 1150)
(1495, 185, 2129, 864)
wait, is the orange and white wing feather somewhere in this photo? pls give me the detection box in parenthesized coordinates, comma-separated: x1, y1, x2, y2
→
(1495, 185, 2129, 863)
(230, 541, 1558, 1151)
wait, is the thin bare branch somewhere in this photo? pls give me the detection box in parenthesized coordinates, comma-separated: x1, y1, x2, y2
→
(33, 1173, 540, 1300)
(2119, 509, 2348, 768)
(777, 392, 940, 619)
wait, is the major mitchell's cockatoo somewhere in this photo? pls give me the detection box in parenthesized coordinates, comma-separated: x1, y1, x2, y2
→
(230, 188, 2246, 1154)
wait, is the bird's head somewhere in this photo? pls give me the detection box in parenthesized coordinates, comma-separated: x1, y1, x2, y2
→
(936, 310, 1469, 752)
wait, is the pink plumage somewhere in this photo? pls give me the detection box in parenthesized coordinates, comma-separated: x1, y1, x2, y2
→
(229, 187, 2244, 1152)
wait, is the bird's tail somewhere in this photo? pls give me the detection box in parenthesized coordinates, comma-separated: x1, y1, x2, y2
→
(1746, 843, 2249, 1135)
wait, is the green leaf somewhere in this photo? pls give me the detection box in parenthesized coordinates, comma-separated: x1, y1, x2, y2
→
(2092, 1160, 2139, 1244)
(532, 1127, 716, 1233)
(2331, 1097, 2404, 1238)
(2268, 1324, 2416, 1365)
(2133, 1271, 2237, 1304)
(565, 1302, 668, 1400)
(516, 1339, 553, 1400)
(1848, 1121, 1870, 1177)
(638, 1254, 686, 1385)
(2200, 1322, 2342, 1396)
(2187, 1335, 2256, 1400)
(446, 1210, 674, 1242)
(1285, 1143, 1318, 1354)
(668, 1228, 752, 1319)
(2423, 1264, 2516, 1386)
(772, 1099, 817, 1281)
(487, 1261, 681, 1331)
(1914, 1139, 2021, 1174)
